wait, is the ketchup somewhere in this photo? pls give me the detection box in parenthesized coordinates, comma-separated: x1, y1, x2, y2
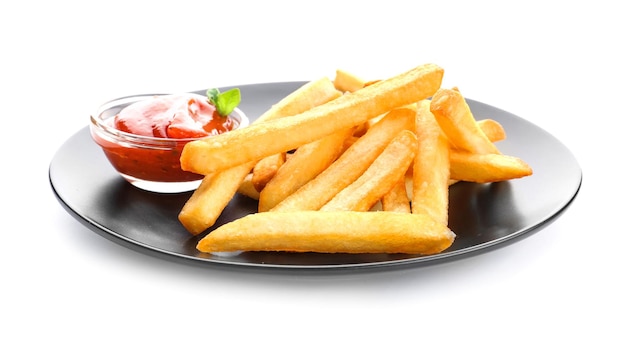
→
(113, 94, 237, 138)
(93, 94, 240, 184)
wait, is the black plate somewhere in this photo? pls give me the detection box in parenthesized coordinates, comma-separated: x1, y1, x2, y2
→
(49, 81, 582, 271)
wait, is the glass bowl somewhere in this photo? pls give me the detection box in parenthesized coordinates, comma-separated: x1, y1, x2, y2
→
(89, 93, 249, 193)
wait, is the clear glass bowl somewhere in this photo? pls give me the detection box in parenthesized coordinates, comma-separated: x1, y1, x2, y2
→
(90, 94, 248, 193)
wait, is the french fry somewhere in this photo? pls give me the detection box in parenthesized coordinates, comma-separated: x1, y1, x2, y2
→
(334, 70, 371, 136)
(237, 173, 260, 200)
(256, 77, 343, 123)
(271, 106, 416, 212)
(251, 153, 286, 192)
(180, 63, 444, 175)
(445, 116, 526, 183)
(321, 130, 418, 212)
(476, 119, 506, 143)
(411, 100, 450, 225)
(334, 69, 365, 93)
(449, 152, 533, 183)
(445, 119, 506, 187)
(430, 87, 501, 154)
(197, 211, 456, 255)
(381, 177, 411, 213)
(178, 77, 342, 235)
(178, 164, 253, 235)
(258, 126, 354, 212)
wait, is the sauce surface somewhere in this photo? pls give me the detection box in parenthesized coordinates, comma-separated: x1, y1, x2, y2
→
(113, 94, 237, 138)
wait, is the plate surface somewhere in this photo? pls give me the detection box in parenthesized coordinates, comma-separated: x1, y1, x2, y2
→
(49, 81, 582, 271)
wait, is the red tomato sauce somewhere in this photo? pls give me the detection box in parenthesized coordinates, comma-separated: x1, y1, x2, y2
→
(114, 94, 236, 138)
(94, 94, 238, 183)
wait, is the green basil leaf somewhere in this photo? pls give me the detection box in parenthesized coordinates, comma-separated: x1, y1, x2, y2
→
(206, 88, 220, 105)
(206, 88, 241, 117)
(217, 88, 241, 116)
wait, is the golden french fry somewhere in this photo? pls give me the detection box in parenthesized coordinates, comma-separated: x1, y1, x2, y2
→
(179, 163, 254, 235)
(334, 69, 365, 93)
(333, 70, 369, 136)
(258, 126, 354, 212)
(256, 77, 343, 123)
(271, 106, 416, 212)
(477, 119, 506, 143)
(440, 120, 505, 151)
(197, 211, 456, 255)
(237, 173, 260, 200)
(411, 100, 450, 225)
(178, 77, 342, 234)
(381, 177, 411, 213)
(321, 130, 418, 212)
(449, 152, 533, 183)
(181, 63, 444, 175)
(446, 117, 511, 185)
(251, 153, 286, 192)
(444, 119, 507, 187)
(430, 87, 500, 154)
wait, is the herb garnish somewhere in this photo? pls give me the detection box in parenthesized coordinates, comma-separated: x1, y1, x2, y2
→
(207, 88, 241, 117)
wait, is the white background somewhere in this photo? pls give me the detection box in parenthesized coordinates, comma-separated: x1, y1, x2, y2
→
(2, 1, 623, 346)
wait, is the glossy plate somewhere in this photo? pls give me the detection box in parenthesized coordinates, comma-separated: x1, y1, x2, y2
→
(49, 81, 582, 272)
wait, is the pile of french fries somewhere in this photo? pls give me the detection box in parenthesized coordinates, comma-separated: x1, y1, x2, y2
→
(177, 63, 533, 255)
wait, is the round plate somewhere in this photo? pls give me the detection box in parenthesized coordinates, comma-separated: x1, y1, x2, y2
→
(49, 81, 582, 271)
